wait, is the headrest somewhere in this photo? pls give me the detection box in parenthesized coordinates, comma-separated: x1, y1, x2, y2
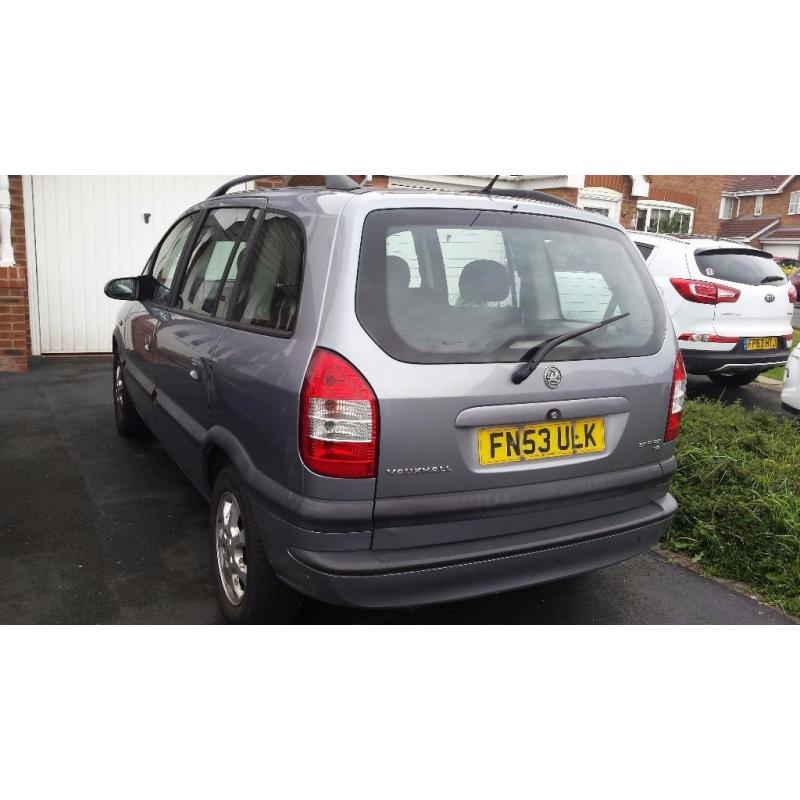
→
(459, 260, 511, 304)
(386, 255, 411, 292)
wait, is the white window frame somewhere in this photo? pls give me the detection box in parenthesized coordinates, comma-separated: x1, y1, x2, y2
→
(577, 187, 622, 222)
(789, 191, 800, 215)
(636, 200, 694, 234)
(754, 195, 764, 216)
(719, 196, 735, 220)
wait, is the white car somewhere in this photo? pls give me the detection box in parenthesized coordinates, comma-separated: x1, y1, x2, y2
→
(781, 342, 800, 412)
(629, 232, 795, 387)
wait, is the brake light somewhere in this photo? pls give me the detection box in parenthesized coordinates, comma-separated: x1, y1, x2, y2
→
(299, 348, 379, 478)
(789, 283, 797, 304)
(670, 277, 740, 304)
(665, 352, 687, 443)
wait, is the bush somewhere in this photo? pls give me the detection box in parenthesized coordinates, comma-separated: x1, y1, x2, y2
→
(666, 399, 800, 616)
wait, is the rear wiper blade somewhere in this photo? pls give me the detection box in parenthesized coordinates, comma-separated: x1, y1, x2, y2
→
(760, 275, 785, 284)
(511, 312, 630, 385)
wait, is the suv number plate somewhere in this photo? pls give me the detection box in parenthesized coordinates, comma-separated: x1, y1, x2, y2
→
(746, 337, 777, 351)
(478, 418, 605, 466)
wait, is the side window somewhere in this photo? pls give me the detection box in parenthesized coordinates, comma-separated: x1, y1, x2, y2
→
(175, 208, 254, 317)
(386, 229, 422, 288)
(635, 242, 655, 262)
(151, 214, 197, 304)
(231, 215, 303, 333)
(436, 228, 510, 306)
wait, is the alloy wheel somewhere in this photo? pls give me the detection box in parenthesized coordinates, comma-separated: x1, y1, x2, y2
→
(215, 492, 247, 606)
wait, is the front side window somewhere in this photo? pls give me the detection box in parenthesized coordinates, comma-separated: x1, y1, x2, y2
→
(151, 214, 198, 304)
(356, 209, 666, 365)
(789, 191, 800, 215)
(231, 214, 303, 333)
(175, 208, 254, 317)
(754, 195, 764, 216)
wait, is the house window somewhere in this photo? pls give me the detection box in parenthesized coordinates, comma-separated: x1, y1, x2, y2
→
(635, 205, 693, 235)
(754, 195, 764, 216)
(789, 191, 800, 215)
(720, 196, 735, 219)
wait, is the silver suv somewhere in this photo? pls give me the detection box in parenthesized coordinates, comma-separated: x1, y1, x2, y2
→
(105, 176, 684, 623)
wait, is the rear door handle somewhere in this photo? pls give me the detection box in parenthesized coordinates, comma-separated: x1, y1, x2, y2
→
(189, 357, 203, 382)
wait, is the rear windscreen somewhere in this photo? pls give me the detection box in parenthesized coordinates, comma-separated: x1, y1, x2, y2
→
(356, 208, 666, 364)
(694, 249, 787, 286)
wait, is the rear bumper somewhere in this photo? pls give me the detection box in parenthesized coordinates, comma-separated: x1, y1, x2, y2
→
(258, 491, 677, 609)
(681, 346, 788, 375)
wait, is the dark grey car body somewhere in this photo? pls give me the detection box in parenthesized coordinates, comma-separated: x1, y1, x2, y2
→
(112, 186, 679, 609)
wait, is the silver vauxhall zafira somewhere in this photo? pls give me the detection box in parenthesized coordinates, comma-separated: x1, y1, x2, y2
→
(105, 176, 685, 623)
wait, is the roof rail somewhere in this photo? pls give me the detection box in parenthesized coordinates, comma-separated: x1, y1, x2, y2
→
(207, 174, 360, 199)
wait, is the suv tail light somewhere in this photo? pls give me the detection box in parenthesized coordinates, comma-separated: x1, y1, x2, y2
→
(299, 348, 379, 478)
(788, 283, 797, 304)
(664, 352, 687, 442)
(670, 277, 740, 304)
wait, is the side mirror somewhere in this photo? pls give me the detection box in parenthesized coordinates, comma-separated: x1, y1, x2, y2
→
(104, 276, 157, 301)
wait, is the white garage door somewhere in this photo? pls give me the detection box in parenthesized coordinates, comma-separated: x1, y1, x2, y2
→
(28, 175, 242, 353)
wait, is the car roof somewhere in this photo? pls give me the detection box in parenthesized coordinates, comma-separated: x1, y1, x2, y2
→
(628, 230, 756, 252)
(188, 185, 625, 232)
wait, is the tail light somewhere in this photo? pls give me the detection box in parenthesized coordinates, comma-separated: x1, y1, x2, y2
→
(299, 348, 379, 478)
(664, 352, 687, 442)
(788, 283, 797, 304)
(670, 277, 740, 304)
(678, 334, 740, 343)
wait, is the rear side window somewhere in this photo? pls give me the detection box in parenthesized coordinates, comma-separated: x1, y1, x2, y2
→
(635, 242, 655, 261)
(356, 209, 666, 365)
(176, 208, 254, 316)
(231, 214, 303, 333)
(694, 249, 787, 286)
(151, 214, 198, 304)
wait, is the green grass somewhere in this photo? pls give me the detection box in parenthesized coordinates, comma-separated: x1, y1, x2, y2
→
(665, 399, 800, 616)
(763, 329, 800, 380)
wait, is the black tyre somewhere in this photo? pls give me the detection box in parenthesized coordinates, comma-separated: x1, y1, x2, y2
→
(211, 465, 302, 624)
(708, 369, 762, 388)
(113, 354, 148, 437)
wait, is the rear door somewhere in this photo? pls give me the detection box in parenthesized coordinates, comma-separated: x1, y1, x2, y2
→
(354, 208, 674, 543)
(152, 206, 258, 489)
(691, 247, 793, 339)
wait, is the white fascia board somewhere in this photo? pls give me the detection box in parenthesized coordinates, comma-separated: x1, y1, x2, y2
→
(745, 219, 780, 241)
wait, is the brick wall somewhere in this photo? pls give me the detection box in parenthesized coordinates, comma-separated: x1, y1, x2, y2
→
(648, 176, 727, 237)
(253, 175, 387, 189)
(756, 176, 800, 225)
(0, 176, 31, 372)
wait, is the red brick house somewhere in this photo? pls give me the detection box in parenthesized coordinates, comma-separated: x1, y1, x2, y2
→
(0, 173, 787, 374)
(387, 175, 727, 236)
(718, 175, 800, 257)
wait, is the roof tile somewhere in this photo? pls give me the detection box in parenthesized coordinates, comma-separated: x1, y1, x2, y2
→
(724, 175, 791, 193)
(718, 216, 779, 239)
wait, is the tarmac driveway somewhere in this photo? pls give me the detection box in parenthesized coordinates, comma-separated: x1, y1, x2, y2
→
(0, 357, 793, 624)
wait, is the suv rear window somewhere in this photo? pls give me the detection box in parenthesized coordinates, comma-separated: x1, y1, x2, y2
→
(694, 248, 787, 286)
(356, 209, 666, 364)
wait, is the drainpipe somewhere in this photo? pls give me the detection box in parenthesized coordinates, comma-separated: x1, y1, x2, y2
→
(0, 176, 14, 267)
